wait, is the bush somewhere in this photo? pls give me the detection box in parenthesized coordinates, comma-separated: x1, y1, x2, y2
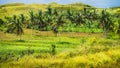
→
(107, 32, 119, 39)
(51, 44, 56, 55)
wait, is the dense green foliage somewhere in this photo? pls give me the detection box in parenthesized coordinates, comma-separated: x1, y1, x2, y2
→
(0, 3, 120, 37)
(2, 7, 119, 38)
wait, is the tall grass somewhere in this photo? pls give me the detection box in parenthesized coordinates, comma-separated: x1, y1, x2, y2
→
(0, 31, 120, 68)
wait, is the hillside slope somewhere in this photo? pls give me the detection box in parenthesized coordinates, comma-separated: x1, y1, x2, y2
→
(0, 2, 94, 19)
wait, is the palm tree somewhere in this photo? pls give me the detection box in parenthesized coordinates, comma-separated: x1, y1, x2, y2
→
(99, 9, 115, 37)
(46, 7, 52, 16)
(29, 11, 35, 25)
(102, 10, 114, 31)
(66, 9, 75, 23)
(29, 11, 36, 36)
(36, 10, 44, 30)
(53, 8, 58, 16)
(13, 18, 24, 40)
(74, 11, 85, 27)
(52, 14, 65, 36)
(6, 15, 24, 40)
(43, 7, 53, 36)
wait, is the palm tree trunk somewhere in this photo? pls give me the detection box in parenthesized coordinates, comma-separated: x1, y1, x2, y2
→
(31, 26, 34, 38)
(46, 27, 49, 37)
(20, 35, 21, 40)
(0, 32, 2, 45)
(103, 30, 108, 38)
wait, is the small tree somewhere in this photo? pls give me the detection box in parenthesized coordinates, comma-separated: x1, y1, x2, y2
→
(51, 44, 56, 55)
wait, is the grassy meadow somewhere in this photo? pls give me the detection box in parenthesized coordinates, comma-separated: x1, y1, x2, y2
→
(0, 29, 120, 68)
(0, 2, 120, 68)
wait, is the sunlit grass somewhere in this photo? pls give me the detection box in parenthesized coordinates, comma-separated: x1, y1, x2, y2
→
(0, 28, 120, 67)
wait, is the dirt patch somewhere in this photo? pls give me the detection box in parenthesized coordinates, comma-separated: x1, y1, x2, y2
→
(0, 32, 9, 40)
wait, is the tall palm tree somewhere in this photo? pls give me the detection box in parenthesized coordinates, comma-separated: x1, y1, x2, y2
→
(52, 14, 65, 36)
(6, 15, 24, 40)
(13, 19, 23, 37)
(29, 11, 36, 36)
(53, 8, 58, 16)
(36, 10, 44, 30)
(100, 10, 114, 32)
(74, 11, 85, 26)
(66, 9, 75, 23)
(44, 7, 53, 36)
(29, 11, 35, 25)
(46, 7, 52, 16)
(99, 9, 115, 37)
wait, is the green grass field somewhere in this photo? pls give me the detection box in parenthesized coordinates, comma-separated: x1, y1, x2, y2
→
(0, 29, 120, 68)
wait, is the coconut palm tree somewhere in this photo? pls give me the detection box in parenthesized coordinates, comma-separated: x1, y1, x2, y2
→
(74, 11, 85, 26)
(53, 8, 58, 16)
(43, 7, 53, 36)
(66, 9, 75, 23)
(35, 10, 44, 30)
(98, 9, 115, 37)
(29, 10, 36, 36)
(100, 10, 114, 32)
(6, 15, 24, 40)
(52, 14, 65, 36)
(13, 18, 23, 39)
